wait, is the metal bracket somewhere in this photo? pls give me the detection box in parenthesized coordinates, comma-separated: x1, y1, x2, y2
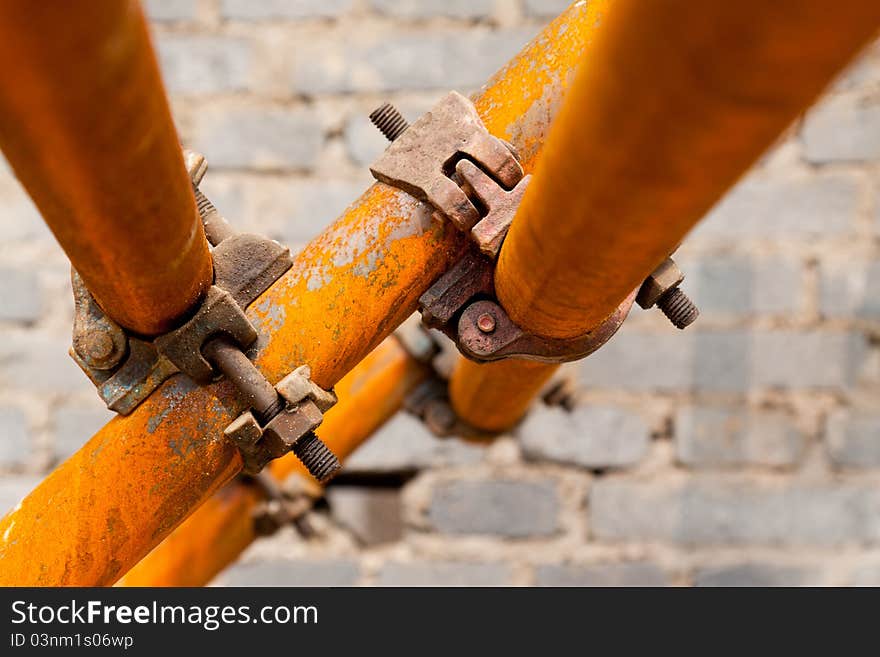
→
(71, 150, 344, 482)
(225, 364, 339, 480)
(371, 91, 525, 233)
(70, 157, 294, 411)
(370, 91, 632, 364)
(418, 248, 635, 364)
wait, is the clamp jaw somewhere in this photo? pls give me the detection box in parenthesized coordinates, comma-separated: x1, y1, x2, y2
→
(70, 151, 341, 483)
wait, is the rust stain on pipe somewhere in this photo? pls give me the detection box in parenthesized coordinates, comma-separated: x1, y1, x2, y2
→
(118, 337, 428, 587)
(0, 1, 212, 335)
(0, 0, 622, 586)
(453, 0, 880, 432)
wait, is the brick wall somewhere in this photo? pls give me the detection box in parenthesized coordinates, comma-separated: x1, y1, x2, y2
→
(0, 0, 879, 586)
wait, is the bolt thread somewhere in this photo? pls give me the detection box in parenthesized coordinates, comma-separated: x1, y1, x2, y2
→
(292, 432, 341, 484)
(370, 103, 409, 142)
(194, 186, 216, 219)
(658, 287, 699, 329)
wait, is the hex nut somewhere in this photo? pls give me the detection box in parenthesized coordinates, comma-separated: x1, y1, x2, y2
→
(636, 257, 685, 309)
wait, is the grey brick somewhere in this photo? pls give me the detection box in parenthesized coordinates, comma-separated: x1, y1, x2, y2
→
(679, 256, 802, 316)
(692, 331, 750, 392)
(345, 100, 433, 166)
(368, 0, 493, 19)
(0, 333, 90, 394)
(0, 475, 41, 517)
(279, 179, 367, 245)
(218, 558, 359, 586)
(326, 487, 402, 546)
(695, 563, 822, 587)
(751, 331, 863, 389)
(692, 173, 859, 240)
(536, 562, 668, 587)
(523, 0, 572, 18)
(291, 29, 537, 94)
(590, 478, 880, 545)
(675, 406, 805, 468)
(826, 410, 880, 468)
(0, 406, 29, 468)
(428, 479, 559, 538)
(577, 325, 694, 391)
(189, 107, 323, 170)
(0, 267, 41, 323)
(145, 0, 197, 21)
(157, 36, 253, 94)
(53, 405, 114, 462)
(345, 413, 482, 473)
(803, 92, 880, 163)
(377, 561, 511, 586)
(580, 327, 862, 392)
(820, 259, 880, 318)
(519, 404, 649, 469)
(221, 0, 353, 19)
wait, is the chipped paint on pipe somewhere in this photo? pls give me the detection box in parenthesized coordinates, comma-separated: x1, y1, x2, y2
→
(0, 0, 610, 586)
(0, 1, 212, 335)
(117, 336, 428, 587)
(452, 0, 880, 432)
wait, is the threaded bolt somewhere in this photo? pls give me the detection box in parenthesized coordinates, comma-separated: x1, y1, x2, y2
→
(370, 103, 410, 142)
(292, 432, 341, 484)
(657, 287, 699, 329)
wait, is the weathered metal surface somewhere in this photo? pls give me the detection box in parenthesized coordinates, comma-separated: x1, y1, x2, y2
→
(636, 258, 685, 309)
(223, 362, 341, 481)
(0, 1, 618, 586)
(371, 91, 523, 232)
(451, 0, 880, 432)
(456, 292, 635, 363)
(0, 1, 213, 335)
(117, 336, 430, 587)
(155, 287, 258, 384)
(496, 0, 880, 340)
(459, 160, 532, 259)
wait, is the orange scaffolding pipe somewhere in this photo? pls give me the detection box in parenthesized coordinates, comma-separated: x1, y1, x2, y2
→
(450, 0, 880, 433)
(0, 1, 212, 335)
(0, 2, 598, 586)
(118, 334, 428, 586)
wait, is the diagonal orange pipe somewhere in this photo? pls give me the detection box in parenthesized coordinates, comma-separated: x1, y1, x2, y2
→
(118, 335, 428, 587)
(451, 0, 880, 433)
(0, 1, 212, 335)
(0, 2, 599, 586)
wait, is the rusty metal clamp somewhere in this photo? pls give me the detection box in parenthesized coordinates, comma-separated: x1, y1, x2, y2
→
(369, 92, 633, 364)
(70, 150, 342, 483)
(224, 364, 339, 480)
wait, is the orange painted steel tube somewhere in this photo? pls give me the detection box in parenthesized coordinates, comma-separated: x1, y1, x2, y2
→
(498, 0, 880, 338)
(452, 0, 880, 432)
(118, 336, 428, 587)
(0, 1, 212, 335)
(0, 2, 599, 586)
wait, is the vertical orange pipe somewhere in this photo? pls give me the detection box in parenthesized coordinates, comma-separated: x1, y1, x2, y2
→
(452, 0, 880, 432)
(0, 1, 212, 334)
(118, 336, 428, 587)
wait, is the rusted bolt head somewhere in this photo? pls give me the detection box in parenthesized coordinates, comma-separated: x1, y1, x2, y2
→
(85, 332, 114, 361)
(477, 312, 496, 333)
(74, 328, 124, 370)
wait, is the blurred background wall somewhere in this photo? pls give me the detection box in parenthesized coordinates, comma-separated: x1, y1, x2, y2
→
(0, 0, 879, 586)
